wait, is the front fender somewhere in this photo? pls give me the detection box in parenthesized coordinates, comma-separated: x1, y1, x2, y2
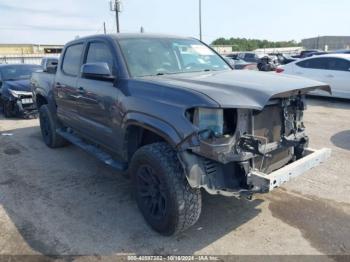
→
(122, 112, 182, 147)
(33, 85, 58, 113)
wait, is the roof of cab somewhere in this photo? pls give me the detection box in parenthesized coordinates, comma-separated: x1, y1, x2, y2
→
(65, 33, 196, 45)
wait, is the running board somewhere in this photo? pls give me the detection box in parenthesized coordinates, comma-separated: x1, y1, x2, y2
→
(56, 129, 127, 171)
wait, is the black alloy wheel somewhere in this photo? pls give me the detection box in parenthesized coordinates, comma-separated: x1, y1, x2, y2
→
(136, 164, 168, 220)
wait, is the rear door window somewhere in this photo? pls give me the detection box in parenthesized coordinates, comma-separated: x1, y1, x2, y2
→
(62, 44, 84, 76)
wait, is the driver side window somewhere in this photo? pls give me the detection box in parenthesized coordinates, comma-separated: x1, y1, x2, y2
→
(86, 42, 115, 73)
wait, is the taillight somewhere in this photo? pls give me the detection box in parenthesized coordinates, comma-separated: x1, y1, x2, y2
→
(276, 68, 284, 73)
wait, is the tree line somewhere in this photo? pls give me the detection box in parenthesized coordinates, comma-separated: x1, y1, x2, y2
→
(211, 37, 301, 51)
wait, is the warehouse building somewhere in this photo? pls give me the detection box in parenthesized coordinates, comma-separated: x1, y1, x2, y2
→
(0, 44, 63, 55)
(302, 36, 350, 51)
(0, 44, 63, 65)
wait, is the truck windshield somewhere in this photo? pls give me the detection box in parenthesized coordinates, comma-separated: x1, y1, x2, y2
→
(0, 65, 41, 81)
(118, 38, 230, 77)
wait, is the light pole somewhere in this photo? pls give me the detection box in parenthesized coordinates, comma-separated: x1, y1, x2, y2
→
(199, 0, 202, 41)
(110, 0, 122, 33)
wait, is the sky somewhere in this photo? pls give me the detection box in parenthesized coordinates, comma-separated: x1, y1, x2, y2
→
(0, 0, 349, 45)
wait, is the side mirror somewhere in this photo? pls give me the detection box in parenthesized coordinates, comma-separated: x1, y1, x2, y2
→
(46, 62, 58, 74)
(43, 59, 58, 73)
(81, 63, 115, 81)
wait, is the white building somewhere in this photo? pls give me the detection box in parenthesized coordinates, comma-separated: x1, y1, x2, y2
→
(254, 47, 303, 55)
(211, 45, 233, 55)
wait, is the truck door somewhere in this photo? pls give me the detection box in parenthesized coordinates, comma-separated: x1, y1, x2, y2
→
(75, 41, 123, 153)
(55, 43, 84, 129)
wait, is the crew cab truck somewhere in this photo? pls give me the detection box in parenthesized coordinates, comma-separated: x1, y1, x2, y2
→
(31, 34, 331, 235)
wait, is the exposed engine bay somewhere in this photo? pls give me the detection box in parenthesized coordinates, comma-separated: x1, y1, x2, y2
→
(179, 94, 316, 197)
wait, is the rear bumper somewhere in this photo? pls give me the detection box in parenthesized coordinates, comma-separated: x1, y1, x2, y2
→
(247, 148, 331, 193)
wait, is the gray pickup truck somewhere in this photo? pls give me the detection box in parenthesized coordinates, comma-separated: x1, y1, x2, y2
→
(31, 34, 331, 235)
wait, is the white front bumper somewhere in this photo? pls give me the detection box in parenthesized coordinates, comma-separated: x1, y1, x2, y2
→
(248, 148, 332, 192)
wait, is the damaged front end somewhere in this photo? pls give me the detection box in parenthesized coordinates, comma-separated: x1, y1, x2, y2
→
(3, 89, 37, 118)
(178, 94, 331, 198)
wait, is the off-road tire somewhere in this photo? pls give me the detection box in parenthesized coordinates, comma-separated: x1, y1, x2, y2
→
(3, 100, 14, 118)
(130, 142, 202, 236)
(39, 105, 68, 148)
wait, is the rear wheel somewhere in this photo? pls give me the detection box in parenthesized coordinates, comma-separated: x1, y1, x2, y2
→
(130, 142, 202, 235)
(39, 105, 68, 148)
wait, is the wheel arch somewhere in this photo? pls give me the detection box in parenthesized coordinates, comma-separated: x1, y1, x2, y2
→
(122, 112, 183, 161)
(35, 93, 48, 109)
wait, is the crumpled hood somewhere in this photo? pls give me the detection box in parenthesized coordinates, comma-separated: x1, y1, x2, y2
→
(3, 79, 31, 92)
(142, 70, 331, 110)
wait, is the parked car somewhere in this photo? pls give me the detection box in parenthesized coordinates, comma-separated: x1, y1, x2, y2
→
(0, 64, 41, 117)
(269, 53, 297, 65)
(277, 54, 350, 99)
(32, 34, 331, 235)
(40, 57, 59, 73)
(226, 53, 238, 59)
(223, 57, 236, 68)
(305, 51, 329, 57)
(292, 50, 326, 59)
(225, 57, 257, 70)
(257, 56, 278, 71)
(237, 52, 262, 63)
(330, 49, 350, 54)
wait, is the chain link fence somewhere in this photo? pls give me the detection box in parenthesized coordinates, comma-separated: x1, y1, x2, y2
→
(0, 53, 60, 65)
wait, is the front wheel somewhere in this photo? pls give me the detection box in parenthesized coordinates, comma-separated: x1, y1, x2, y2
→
(130, 142, 202, 235)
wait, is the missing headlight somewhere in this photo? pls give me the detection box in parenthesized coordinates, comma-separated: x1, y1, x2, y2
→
(186, 108, 237, 139)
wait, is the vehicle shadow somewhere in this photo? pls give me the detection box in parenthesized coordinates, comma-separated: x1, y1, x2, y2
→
(331, 130, 350, 151)
(0, 108, 38, 121)
(0, 125, 263, 256)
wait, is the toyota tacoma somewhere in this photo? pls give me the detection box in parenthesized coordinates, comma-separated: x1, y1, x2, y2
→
(31, 34, 331, 235)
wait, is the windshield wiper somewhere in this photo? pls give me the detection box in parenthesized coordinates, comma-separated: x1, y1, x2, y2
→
(156, 72, 180, 76)
(145, 69, 216, 77)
